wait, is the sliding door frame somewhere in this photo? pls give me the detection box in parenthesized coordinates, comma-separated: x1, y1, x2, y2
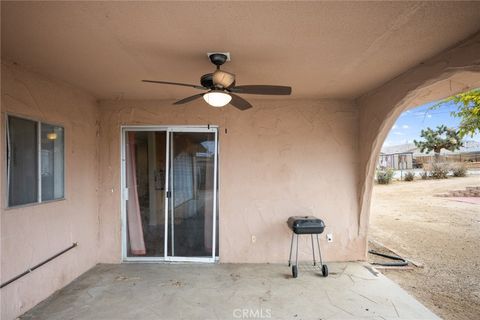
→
(120, 125, 219, 263)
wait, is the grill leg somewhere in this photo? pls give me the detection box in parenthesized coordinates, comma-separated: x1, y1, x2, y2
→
(295, 234, 299, 268)
(316, 234, 323, 266)
(288, 232, 294, 266)
(310, 234, 316, 266)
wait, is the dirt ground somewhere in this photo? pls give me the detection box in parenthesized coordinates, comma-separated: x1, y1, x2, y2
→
(369, 175, 480, 320)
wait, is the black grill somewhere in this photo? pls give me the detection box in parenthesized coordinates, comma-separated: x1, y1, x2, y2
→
(287, 216, 325, 234)
(287, 216, 328, 278)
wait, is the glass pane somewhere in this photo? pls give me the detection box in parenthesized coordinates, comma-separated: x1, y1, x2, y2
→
(41, 124, 64, 201)
(7, 116, 38, 206)
(126, 131, 166, 257)
(168, 131, 217, 257)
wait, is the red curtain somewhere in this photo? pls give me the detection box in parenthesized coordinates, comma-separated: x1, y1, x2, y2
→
(126, 132, 146, 255)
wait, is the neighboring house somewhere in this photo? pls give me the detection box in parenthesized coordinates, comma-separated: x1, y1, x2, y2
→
(382, 140, 480, 156)
(380, 141, 480, 169)
(378, 152, 414, 170)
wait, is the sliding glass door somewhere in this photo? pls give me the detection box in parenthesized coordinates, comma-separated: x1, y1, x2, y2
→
(167, 130, 218, 260)
(122, 126, 218, 262)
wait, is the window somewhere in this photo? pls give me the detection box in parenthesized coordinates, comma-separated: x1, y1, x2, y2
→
(41, 123, 64, 201)
(7, 116, 64, 207)
(7, 117, 38, 206)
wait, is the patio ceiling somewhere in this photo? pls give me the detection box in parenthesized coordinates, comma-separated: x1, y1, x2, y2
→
(2, 1, 480, 100)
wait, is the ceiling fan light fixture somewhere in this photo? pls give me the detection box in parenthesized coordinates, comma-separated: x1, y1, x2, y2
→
(203, 91, 232, 107)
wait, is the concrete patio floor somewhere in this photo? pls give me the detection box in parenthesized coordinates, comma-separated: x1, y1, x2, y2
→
(20, 262, 439, 320)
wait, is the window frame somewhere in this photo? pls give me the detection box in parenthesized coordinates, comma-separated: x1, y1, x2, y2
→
(5, 114, 66, 209)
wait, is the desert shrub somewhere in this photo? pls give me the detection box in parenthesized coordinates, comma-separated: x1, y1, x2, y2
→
(404, 171, 415, 181)
(420, 170, 429, 180)
(430, 162, 449, 179)
(451, 163, 467, 177)
(376, 168, 394, 184)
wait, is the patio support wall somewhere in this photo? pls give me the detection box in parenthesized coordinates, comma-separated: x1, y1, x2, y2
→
(97, 98, 364, 263)
(0, 61, 101, 320)
(357, 32, 480, 255)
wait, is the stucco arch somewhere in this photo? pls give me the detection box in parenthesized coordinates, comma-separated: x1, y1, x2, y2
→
(356, 32, 480, 258)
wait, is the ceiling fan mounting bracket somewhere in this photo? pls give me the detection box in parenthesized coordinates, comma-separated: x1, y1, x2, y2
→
(208, 53, 229, 66)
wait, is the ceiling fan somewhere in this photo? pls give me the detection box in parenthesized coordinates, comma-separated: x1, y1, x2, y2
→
(142, 53, 292, 110)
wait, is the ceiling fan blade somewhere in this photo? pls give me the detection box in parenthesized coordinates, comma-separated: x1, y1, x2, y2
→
(229, 93, 253, 110)
(229, 85, 292, 95)
(173, 93, 204, 105)
(142, 80, 207, 90)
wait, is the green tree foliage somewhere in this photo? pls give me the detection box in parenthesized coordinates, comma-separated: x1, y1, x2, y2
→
(432, 88, 480, 138)
(413, 125, 463, 158)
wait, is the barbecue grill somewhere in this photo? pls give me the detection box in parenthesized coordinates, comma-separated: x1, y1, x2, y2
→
(287, 216, 328, 278)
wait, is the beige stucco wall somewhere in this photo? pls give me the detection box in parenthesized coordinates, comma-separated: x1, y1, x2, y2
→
(97, 98, 364, 264)
(0, 60, 365, 319)
(0, 62, 100, 320)
(357, 33, 480, 248)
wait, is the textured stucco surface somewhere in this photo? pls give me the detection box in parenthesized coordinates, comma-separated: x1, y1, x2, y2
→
(0, 62, 100, 320)
(2, 1, 480, 99)
(0, 62, 365, 319)
(357, 32, 480, 246)
(97, 98, 363, 264)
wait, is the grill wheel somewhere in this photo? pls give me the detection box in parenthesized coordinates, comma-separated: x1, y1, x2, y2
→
(292, 265, 298, 278)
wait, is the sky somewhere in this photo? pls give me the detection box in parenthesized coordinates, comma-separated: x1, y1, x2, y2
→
(383, 99, 480, 147)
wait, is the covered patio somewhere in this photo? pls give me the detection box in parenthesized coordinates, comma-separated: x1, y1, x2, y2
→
(1, 1, 480, 319)
(21, 263, 438, 320)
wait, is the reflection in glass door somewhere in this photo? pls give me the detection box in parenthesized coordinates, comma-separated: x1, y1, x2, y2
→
(122, 127, 218, 262)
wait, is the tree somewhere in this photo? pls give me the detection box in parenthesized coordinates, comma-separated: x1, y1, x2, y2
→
(413, 125, 463, 159)
(432, 88, 480, 138)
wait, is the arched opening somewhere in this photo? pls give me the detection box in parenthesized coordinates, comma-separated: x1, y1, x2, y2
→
(360, 72, 480, 319)
(359, 70, 480, 235)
